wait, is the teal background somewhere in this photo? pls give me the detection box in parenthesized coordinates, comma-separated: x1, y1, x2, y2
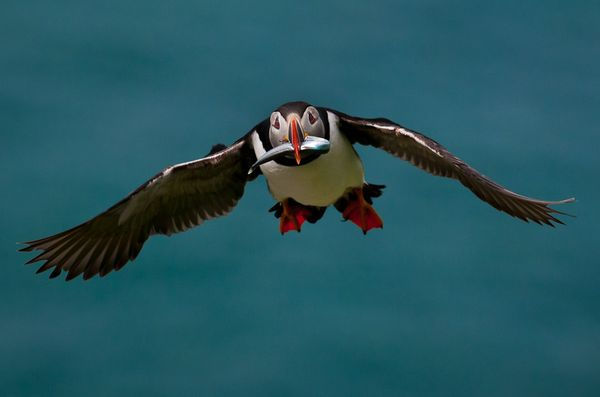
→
(2, 1, 599, 396)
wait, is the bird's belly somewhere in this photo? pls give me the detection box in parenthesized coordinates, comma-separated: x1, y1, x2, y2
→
(253, 118, 364, 207)
(261, 154, 363, 206)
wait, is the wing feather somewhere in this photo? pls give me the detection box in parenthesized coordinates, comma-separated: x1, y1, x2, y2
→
(330, 109, 574, 225)
(21, 137, 256, 280)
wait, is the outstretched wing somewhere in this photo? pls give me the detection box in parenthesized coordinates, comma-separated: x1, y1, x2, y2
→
(330, 108, 574, 225)
(21, 138, 256, 281)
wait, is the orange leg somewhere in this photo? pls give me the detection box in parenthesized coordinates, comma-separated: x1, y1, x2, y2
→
(341, 188, 384, 234)
(279, 199, 312, 234)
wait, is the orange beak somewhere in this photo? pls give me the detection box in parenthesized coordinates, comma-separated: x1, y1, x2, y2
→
(289, 118, 302, 165)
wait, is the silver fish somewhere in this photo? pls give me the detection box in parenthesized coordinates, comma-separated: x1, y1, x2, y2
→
(249, 136, 330, 173)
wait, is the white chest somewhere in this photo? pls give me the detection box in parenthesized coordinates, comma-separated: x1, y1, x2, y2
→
(251, 111, 364, 207)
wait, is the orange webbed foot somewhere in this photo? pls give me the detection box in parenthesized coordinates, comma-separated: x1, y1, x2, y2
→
(276, 199, 311, 234)
(270, 199, 327, 234)
(341, 188, 384, 234)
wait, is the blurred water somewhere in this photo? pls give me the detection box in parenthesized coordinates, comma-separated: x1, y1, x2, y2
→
(1, 1, 599, 396)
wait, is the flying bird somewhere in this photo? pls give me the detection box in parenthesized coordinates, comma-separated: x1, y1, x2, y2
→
(20, 101, 574, 280)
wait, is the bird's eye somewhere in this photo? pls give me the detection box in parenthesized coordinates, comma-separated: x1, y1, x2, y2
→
(273, 117, 280, 129)
(308, 112, 318, 125)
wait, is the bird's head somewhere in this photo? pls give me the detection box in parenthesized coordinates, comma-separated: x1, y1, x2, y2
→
(250, 102, 330, 172)
(269, 102, 327, 165)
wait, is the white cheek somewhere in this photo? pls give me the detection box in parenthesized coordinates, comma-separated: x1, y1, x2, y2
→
(270, 130, 288, 147)
(301, 117, 311, 132)
(305, 121, 324, 138)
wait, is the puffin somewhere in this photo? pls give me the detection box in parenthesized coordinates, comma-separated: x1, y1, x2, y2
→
(20, 101, 574, 280)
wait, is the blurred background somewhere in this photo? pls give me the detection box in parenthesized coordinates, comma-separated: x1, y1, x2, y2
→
(1, 1, 599, 395)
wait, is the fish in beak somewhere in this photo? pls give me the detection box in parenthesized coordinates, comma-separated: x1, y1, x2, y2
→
(249, 136, 330, 174)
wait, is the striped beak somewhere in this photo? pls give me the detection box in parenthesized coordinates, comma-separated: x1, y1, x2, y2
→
(288, 118, 303, 165)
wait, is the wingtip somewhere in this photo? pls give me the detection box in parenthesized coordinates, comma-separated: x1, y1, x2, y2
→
(540, 197, 575, 222)
(559, 197, 576, 204)
(82, 272, 96, 281)
(18, 243, 34, 252)
(49, 267, 62, 279)
(65, 272, 78, 282)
